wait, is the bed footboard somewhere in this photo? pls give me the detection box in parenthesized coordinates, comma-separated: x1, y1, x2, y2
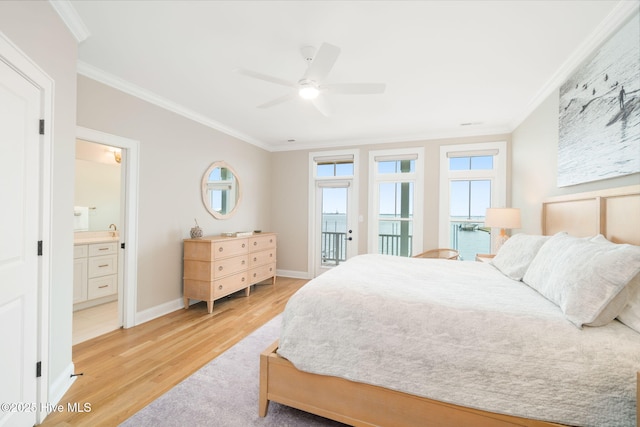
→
(259, 340, 570, 427)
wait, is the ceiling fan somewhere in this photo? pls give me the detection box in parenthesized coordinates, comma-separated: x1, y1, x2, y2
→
(237, 43, 386, 116)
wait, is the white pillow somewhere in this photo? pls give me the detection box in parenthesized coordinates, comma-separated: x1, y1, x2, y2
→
(617, 273, 640, 333)
(490, 234, 550, 281)
(590, 235, 640, 333)
(522, 233, 640, 327)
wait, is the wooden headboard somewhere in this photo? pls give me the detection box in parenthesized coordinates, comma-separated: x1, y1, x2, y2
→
(542, 184, 640, 245)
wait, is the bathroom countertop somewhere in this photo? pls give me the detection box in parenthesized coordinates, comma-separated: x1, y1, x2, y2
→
(74, 232, 119, 245)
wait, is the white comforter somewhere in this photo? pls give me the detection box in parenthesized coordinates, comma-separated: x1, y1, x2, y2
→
(278, 254, 640, 426)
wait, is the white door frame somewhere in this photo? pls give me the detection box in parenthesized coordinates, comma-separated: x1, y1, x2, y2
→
(76, 127, 139, 329)
(0, 32, 53, 424)
(308, 149, 359, 278)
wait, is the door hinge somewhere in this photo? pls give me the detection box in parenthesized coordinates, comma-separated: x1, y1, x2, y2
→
(39, 119, 44, 135)
(36, 361, 42, 378)
(120, 242, 125, 250)
(37, 240, 43, 256)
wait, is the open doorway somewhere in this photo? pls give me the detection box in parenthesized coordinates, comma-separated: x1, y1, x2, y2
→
(73, 126, 140, 344)
(73, 139, 122, 344)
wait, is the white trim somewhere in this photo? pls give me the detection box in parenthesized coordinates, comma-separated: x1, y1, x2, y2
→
(47, 362, 76, 410)
(77, 61, 269, 151)
(76, 127, 139, 329)
(135, 297, 185, 325)
(438, 141, 507, 249)
(48, 0, 91, 43)
(308, 148, 359, 278)
(0, 30, 54, 425)
(368, 147, 424, 256)
(509, 1, 639, 131)
(276, 269, 312, 280)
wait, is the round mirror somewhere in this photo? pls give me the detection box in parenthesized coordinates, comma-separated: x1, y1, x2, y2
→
(201, 161, 242, 219)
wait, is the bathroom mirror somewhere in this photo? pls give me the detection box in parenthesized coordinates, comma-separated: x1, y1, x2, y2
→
(201, 161, 242, 219)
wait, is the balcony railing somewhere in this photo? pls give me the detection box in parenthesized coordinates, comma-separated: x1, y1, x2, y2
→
(321, 231, 412, 265)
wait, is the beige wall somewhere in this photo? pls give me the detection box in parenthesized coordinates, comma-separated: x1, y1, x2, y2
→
(76, 76, 273, 311)
(0, 0, 78, 402)
(512, 88, 640, 234)
(272, 134, 511, 275)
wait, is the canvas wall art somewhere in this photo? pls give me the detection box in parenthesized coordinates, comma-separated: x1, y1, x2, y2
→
(558, 13, 640, 187)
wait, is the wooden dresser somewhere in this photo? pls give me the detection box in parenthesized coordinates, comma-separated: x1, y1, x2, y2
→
(183, 232, 277, 313)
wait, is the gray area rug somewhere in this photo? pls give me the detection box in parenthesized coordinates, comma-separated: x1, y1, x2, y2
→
(120, 315, 346, 426)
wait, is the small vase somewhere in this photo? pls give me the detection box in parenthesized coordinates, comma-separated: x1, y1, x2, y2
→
(190, 218, 203, 239)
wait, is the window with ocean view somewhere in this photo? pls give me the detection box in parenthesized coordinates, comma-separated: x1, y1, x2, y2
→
(369, 148, 424, 257)
(439, 143, 507, 261)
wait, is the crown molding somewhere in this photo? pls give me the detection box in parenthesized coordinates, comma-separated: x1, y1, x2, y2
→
(511, 1, 640, 130)
(509, 0, 639, 131)
(77, 61, 270, 151)
(48, 0, 91, 43)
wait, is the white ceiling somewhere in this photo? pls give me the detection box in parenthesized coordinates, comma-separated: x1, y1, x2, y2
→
(60, 1, 635, 151)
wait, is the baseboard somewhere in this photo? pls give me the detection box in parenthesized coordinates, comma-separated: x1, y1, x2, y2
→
(48, 362, 76, 409)
(276, 269, 312, 280)
(135, 271, 310, 325)
(135, 298, 187, 325)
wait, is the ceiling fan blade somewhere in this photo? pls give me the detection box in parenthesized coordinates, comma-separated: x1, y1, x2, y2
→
(236, 68, 297, 89)
(257, 92, 297, 109)
(323, 83, 386, 94)
(311, 95, 331, 117)
(303, 43, 341, 82)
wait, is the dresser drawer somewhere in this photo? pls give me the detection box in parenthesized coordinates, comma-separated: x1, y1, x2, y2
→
(213, 238, 249, 259)
(249, 234, 276, 252)
(89, 242, 118, 257)
(249, 262, 276, 284)
(213, 272, 248, 298)
(74, 244, 88, 259)
(88, 254, 118, 278)
(249, 249, 276, 268)
(88, 274, 117, 299)
(184, 256, 249, 281)
(214, 255, 248, 279)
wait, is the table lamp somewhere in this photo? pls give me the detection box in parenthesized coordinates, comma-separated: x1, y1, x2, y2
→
(484, 208, 521, 253)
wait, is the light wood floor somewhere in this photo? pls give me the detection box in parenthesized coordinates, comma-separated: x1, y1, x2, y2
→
(40, 276, 308, 426)
(73, 301, 119, 345)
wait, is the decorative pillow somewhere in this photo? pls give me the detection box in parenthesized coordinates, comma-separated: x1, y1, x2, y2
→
(590, 235, 640, 332)
(490, 234, 551, 281)
(617, 273, 640, 333)
(522, 233, 640, 327)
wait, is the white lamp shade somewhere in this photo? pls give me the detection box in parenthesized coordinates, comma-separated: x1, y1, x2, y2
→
(484, 208, 521, 229)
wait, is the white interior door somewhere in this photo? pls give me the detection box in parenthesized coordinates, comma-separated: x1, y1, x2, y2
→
(0, 58, 40, 427)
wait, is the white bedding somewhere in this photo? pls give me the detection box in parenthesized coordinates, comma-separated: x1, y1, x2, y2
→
(278, 254, 640, 426)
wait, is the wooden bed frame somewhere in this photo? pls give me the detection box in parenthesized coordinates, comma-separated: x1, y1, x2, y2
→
(259, 185, 640, 427)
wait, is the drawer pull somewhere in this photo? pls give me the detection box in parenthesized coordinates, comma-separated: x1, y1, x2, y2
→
(242, 243, 246, 248)
(253, 241, 258, 246)
(270, 239, 273, 243)
(269, 267, 273, 272)
(218, 266, 223, 271)
(99, 247, 109, 251)
(253, 273, 257, 277)
(253, 257, 257, 262)
(98, 264, 109, 268)
(218, 285, 223, 290)
(270, 253, 273, 257)
(98, 285, 108, 289)
(242, 277, 245, 282)
(241, 260, 246, 265)
(219, 247, 224, 252)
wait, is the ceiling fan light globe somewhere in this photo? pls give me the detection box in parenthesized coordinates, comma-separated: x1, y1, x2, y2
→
(299, 86, 320, 99)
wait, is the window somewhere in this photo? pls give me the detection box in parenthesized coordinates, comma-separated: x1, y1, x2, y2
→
(439, 143, 506, 261)
(369, 148, 424, 257)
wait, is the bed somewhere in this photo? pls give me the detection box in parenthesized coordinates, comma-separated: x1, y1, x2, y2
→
(259, 185, 640, 426)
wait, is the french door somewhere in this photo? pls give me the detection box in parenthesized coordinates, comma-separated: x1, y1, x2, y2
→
(309, 150, 359, 277)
